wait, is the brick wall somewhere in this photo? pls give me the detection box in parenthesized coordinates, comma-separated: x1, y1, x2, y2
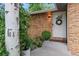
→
(28, 13, 52, 38)
(67, 4, 79, 55)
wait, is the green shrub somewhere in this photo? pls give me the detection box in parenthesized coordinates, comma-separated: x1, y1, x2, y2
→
(31, 37, 43, 50)
(0, 16, 9, 56)
(19, 4, 31, 53)
(0, 4, 9, 56)
(31, 31, 51, 50)
(42, 31, 51, 41)
(20, 36, 32, 50)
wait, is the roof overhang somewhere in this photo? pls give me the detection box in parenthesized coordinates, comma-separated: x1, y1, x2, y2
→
(30, 9, 55, 15)
(30, 3, 67, 15)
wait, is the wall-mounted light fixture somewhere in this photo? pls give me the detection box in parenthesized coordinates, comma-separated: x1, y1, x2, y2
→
(47, 11, 52, 22)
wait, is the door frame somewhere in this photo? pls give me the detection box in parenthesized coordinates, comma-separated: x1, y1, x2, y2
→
(51, 11, 67, 43)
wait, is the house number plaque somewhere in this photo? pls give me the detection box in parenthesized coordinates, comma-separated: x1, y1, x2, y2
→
(7, 29, 15, 37)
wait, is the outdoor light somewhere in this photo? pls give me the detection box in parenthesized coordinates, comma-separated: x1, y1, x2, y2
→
(48, 11, 52, 22)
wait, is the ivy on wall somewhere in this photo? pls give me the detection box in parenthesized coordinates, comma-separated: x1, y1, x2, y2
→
(0, 4, 8, 55)
(19, 4, 31, 55)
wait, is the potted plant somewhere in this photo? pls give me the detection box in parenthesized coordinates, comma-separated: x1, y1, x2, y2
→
(41, 31, 51, 47)
(21, 36, 32, 56)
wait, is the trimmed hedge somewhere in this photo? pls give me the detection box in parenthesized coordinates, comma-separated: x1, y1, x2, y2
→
(42, 31, 51, 41)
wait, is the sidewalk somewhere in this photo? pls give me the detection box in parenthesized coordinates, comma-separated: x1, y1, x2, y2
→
(31, 41, 71, 56)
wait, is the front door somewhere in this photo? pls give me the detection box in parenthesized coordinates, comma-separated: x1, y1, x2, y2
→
(52, 12, 66, 40)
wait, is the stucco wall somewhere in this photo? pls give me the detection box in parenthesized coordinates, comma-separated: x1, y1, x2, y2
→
(67, 4, 79, 55)
(28, 13, 52, 38)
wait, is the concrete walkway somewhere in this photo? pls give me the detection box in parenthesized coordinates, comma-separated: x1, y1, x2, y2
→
(31, 41, 71, 56)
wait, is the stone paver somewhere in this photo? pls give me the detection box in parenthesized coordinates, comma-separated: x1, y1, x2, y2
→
(31, 41, 71, 56)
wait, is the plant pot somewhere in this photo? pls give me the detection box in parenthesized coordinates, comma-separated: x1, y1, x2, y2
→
(22, 48, 30, 56)
(42, 41, 51, 47)
(42, 41, 49, 46)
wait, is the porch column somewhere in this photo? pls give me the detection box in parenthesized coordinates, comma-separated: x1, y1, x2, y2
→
(5, 3, 20, 56)
(67, 3, 79, 55)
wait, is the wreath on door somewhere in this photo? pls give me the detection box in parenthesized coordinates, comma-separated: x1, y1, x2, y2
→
(56, 15, 63, 25)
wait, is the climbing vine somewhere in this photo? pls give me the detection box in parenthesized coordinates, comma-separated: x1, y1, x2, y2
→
(0, 4, 8, 56)
(19, 4, 31, 55)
